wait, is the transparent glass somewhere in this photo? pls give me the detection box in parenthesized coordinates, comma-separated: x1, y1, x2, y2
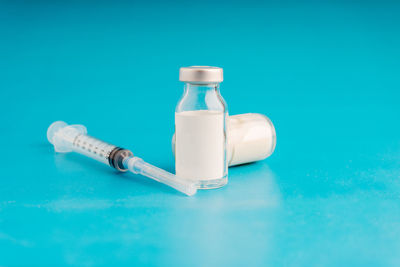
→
(175, 82, 228, 189)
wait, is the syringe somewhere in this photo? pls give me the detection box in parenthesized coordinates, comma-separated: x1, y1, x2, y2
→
(47, 121, 197, 196)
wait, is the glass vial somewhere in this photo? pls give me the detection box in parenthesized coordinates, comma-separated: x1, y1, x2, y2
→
(175, 66, 228, 189)
(171, 113, 277, 167)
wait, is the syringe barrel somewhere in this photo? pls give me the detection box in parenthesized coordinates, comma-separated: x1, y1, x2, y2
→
(47, 121, 132, 171)
(72, 134, 116, 165)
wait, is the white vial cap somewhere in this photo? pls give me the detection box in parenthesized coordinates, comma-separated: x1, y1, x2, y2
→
(179, 66, 223, 83)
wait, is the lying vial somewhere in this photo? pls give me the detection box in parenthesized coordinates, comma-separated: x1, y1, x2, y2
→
(227, 113, 276, 166)
(175, 66, 228, 189)
(172, 113, 276, 167)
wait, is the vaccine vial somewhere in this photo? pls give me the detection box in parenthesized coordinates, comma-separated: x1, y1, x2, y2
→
(175, 66, 228, 189)
(172, 113, 276, 167)
(227, 113, 276, 166)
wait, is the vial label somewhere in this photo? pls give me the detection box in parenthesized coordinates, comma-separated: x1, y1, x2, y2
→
(175, 110, 225, 181)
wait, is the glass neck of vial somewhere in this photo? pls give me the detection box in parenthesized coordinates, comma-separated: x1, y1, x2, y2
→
(184, 82, 220, 95)
(179, 82, 225, 112)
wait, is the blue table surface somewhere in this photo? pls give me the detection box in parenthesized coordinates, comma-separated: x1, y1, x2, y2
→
(1, 1, 400, 266)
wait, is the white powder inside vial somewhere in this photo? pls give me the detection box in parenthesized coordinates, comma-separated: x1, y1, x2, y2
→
(175, 110, 225, 181)
(228, 113, 276, 166)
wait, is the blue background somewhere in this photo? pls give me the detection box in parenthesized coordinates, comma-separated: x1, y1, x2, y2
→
(1, 0, 400, 266)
